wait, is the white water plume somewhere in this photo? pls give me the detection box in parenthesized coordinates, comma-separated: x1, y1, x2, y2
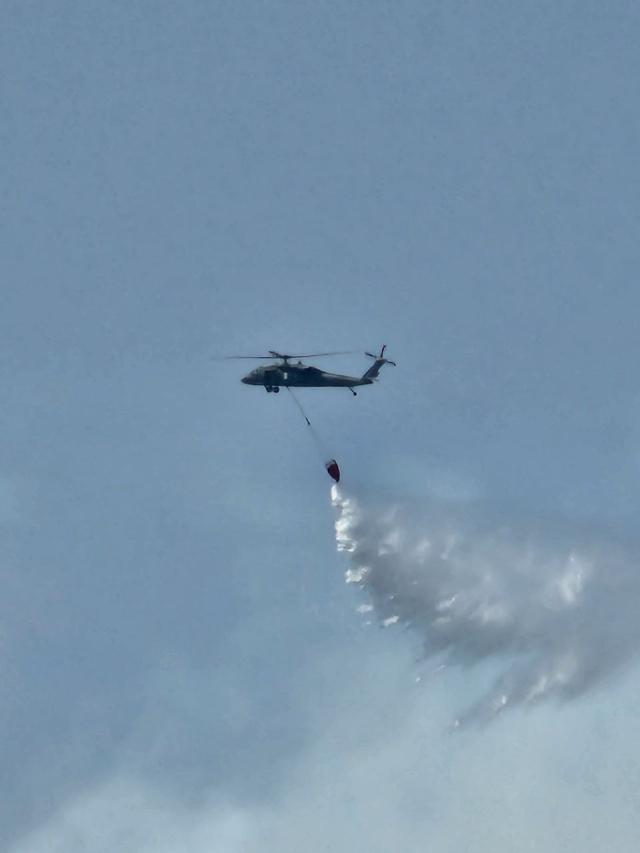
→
(332, 485, 640, 724)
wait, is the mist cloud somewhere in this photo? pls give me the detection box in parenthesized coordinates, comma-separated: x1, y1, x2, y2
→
(332, 485, 640, 724)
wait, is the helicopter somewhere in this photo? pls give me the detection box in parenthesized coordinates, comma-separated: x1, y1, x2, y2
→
(224, 346, 395, 395)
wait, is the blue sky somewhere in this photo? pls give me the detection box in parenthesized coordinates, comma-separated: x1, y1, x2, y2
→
(3, 2, 640, 849)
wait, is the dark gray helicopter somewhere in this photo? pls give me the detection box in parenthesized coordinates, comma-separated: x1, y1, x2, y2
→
(225, 346, 395, 395)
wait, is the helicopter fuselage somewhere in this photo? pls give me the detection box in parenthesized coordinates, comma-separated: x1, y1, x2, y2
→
(241, 363, 373, 390)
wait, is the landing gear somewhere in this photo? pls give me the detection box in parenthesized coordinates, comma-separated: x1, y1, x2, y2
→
(273, 386, 280, 393)
(265, 385, 280, 393)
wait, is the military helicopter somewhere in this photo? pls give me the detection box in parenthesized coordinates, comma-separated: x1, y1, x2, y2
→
(224, 346, 395, 395)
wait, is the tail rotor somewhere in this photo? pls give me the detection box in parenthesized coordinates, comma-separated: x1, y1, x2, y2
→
(365, 345, 396, 367)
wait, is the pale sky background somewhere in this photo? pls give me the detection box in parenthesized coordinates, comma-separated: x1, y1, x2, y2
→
(3, 2, 640, 850)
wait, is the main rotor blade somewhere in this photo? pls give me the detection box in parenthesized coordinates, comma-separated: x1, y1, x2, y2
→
(276, 350, 362, 358)
(213, 350, 363, 361)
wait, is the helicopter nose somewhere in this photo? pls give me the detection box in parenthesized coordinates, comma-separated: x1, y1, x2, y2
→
(241, 375, 250, 384)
